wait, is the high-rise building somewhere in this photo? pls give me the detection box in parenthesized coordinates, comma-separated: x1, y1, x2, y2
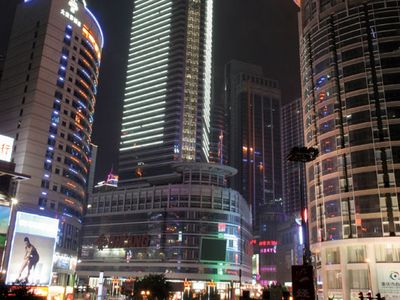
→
(208, 102, 227, 164)
(224, 60, 284, 285)
(0, 0, 103, 287)
(118, 0, 213, 185)
(281, 98, 305, 217)
(297, 1, 400, 299)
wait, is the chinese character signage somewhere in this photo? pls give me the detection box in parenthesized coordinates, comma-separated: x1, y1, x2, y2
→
(377, 264, 400, 297)
(0, 134, 14, 162)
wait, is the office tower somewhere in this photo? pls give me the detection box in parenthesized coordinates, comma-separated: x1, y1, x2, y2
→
(281, 98, 305, 216)
(278, 98, 305, 280)
(0, 0, 103, 287)
(209, 102, 227, 164)
(224, 60, 284, 285)
(119, 0, 213, 184)
(297, 1, 400, 299)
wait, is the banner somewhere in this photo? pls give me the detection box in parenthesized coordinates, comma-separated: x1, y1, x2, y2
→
(6, 212, 59, 286)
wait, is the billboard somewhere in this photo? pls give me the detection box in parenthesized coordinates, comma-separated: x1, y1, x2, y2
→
(0, 134, 14, 162)
(377, 264, 400, 298)
(200, 238, 227, 261)
(6, 212, 59, 286)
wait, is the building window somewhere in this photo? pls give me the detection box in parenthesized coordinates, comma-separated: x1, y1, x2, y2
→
(349, 270, 369, 289)
(375, 243, 400, 262)
(326, 247, 340, 265)
(358, 218, 382, 238)
(353, 172, 377, 190)
(327, 270, 342, 289)
(348, 245, 366, 263)
(355, 195, 380, 213)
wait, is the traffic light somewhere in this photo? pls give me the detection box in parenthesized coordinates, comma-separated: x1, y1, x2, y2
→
(358, 292, 364, 300)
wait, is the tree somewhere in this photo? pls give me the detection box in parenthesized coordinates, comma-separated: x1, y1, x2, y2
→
(133, 274, 172, 300)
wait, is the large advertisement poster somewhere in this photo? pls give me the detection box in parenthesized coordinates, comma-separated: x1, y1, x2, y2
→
(377, 264, 400, 299)
(6, 212, 59, 286)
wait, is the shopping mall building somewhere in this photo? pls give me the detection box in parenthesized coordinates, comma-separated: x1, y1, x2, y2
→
(77, 163, 253, 297)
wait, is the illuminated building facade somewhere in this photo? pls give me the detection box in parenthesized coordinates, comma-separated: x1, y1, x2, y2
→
(119, 0, 213, 184)
(77, 163, 252, 294)
(281, 98, 306, 217)
(0, 0, 103, 287)
(224, 60, 283, 285)
(297, 0, 400, 299)
(209, 103, 227, 164)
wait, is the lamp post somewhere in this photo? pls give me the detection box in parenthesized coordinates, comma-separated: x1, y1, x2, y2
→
(287, 146, 318, 265)
(140, 290, 150, 300)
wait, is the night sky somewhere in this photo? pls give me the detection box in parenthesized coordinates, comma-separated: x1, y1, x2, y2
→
(87, 0, 301, 183)
(0, 0, 301, 183)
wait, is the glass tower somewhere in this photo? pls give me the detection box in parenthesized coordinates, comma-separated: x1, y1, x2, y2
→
(297, 0, 400, 299)
(119, 0, 213, 184)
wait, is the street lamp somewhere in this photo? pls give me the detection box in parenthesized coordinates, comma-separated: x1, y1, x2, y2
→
(141, 290, 150, 300)
(287, 146, 319, 265)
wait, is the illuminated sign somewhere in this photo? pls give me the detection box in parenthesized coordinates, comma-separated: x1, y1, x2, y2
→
(377, 265, 400, 296)
(68, 0, 79, 13)
(6, 212, 59, 286)
(0, 134, 14, 162)
(259, 240, 278, 246)
(60, 9, 82, 27)
(95, 234, 150, 250)
(60, 0, 81, 27)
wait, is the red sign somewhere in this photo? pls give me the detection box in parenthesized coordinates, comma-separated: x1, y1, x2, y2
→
(96, 234, 150, 250)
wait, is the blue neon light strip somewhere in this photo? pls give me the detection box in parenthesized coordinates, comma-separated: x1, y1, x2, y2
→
(85, 7, 104, 48)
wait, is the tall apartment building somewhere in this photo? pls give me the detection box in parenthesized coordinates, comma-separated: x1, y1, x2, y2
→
(281, 98, 305, 216)
(224, 60, 284, 285)
(118, 0, 213, 185)
(0, 0, 103, 286)
(297, 0, 400, 299)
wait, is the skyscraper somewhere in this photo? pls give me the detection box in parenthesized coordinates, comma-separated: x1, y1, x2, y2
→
(281, 98, 305, 216)
(297, 0, 400, 299)
(118, 0, 213, 185)
(208, 102, 227, 164)
(224, 60, 284, 285)
(0, 0, 103, 286)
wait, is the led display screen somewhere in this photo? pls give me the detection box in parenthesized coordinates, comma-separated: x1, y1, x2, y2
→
(6, 212, 58, 286)
(200, 238, 227, 261)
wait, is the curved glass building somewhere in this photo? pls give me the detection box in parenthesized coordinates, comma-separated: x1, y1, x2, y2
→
(0, 0, 103, 287)
(297, 1, 400, 299)
(78, 163, 252, 295)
